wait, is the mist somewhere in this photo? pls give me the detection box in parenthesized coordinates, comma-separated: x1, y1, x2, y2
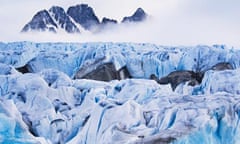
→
(0, 0, 239, 47)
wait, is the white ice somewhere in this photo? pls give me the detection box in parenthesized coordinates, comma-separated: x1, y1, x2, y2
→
(0, 42, 239, 144)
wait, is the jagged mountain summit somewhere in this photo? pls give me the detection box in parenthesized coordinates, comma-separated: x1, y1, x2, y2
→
(49, 6, 80, 33)
(67, 4, 100, 31)
(22, 10, 58, 33)
(122, 8, 147, 23)
(22, 6, 80, 33)
(21, 4, 148, 33)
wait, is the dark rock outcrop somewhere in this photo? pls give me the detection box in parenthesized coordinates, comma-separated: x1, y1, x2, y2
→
(74, 60, 131, 82)
(101, 17, 118, 25)
(67, 4, 100, 31)
(98, 17, 118, 32)
(151, 71, 203, 90)
(210, 62, 233, 71)
(22, 10, 58, 33)
(77, 63, 118, 81)
(117, 66, 131, 80)
(16, 65, 31, 74)
(122, 8, 147, 23)
(151, 62, 234, 91)
(49, 6, 80, 33)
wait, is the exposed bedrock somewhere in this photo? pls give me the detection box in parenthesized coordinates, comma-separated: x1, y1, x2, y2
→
(151, 62, 234, 90)
(208, 62, 233, 71)
(150, 71, 203, 91)
(16, 59, 233, 91)
(74, 62, 131, 81)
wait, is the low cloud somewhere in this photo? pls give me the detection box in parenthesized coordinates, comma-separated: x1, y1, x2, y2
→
(0, 0, 239, 47)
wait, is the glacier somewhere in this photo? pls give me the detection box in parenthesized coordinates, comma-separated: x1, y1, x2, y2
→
(0, 42, 240, 143)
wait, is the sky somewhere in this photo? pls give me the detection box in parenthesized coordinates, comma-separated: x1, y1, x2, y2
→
(0, 0, 240, 47)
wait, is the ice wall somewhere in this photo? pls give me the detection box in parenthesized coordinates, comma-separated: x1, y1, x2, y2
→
(0, 42, 239, 144)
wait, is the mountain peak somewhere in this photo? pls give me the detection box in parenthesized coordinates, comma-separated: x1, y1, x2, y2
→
(49, 6, 80, 33)
(122, 7, 147, 23)
(21, 4, 148, 34)
(67, 4, 100, 31)
(21, 10, 58, 33)
(134, 8, 146, 18)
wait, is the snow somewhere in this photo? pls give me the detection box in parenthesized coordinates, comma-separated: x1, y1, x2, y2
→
(0, 41, 239, 143)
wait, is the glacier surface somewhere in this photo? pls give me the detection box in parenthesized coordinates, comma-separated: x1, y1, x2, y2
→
(0, 42, 240, 144)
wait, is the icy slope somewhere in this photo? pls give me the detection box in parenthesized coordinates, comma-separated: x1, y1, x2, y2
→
(0, 42, 240, 144)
